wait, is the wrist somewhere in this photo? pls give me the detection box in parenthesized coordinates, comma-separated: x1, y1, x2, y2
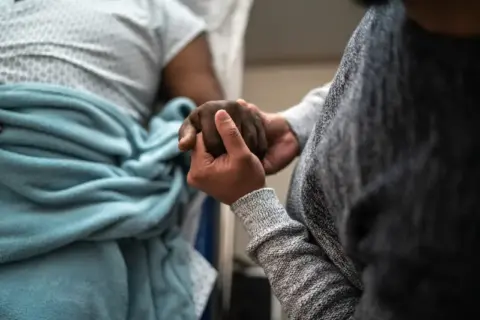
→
(281, 108, 314, 151)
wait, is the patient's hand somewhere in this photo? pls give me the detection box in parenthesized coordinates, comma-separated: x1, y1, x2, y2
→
(178, 100, 268, 159)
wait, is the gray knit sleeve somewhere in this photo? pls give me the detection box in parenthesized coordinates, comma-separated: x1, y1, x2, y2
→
(281, 83, 331, 150)
(231, 188, 359, 320)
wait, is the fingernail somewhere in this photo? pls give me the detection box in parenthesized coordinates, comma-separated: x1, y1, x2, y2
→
(216, 110, 230, 121)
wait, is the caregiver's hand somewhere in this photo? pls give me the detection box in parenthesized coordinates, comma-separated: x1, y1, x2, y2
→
(187, 110, 266, 205)
(238, 100, 300, 175)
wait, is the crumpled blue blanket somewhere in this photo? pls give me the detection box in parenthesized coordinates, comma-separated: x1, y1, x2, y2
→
(0, 83, 197, 320)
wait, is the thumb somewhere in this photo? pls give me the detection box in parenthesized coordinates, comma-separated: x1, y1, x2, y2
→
(215, 110, 249, 157)
(262, 158, 275, 175)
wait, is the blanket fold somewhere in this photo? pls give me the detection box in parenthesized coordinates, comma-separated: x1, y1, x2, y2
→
(0, 83, 197, 320)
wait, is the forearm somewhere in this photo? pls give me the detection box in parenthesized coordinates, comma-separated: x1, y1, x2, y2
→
(156, 0, 224, 105)
(168, 70, 224, 106)
(231, 188, 359, 320)
(281, 83, 331, 150)
(161, 33, 224, 106)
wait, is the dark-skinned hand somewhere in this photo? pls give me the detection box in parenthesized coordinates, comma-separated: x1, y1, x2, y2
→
(178, 100, 268, 159)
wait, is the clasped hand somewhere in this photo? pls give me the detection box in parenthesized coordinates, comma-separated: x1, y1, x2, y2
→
(187, 110, 266, 205)
(178, 100, 300, 205)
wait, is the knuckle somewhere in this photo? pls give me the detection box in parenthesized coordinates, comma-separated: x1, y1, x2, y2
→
(247, 103, 258, 112)
(186, 172, 196, 186)
(237, 152, 252, 163)
(186, 110, 201, 128)
(178, 126, 186, 140)
(200, 101, 216, 109)
(188, 108, 199, 118)
(204, 101, 224, 112)
(187, 171, 201, 186)
(233, 101, 243, 110)
(179, 119, 190, 131)
(226, 101, 242, 114)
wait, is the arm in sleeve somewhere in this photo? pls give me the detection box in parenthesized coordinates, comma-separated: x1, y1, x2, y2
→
(156, 0, 207, 67)
(281, 82, 331, 150)
(155, 0, 224, 105)
(231, 188, 360, 320)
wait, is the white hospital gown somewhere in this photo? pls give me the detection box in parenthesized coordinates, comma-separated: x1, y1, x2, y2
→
(0, 0, 206, 121)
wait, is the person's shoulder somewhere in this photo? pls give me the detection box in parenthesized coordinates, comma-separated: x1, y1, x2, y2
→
(359, 2, 405, 28)
(349, 2, 405, 48)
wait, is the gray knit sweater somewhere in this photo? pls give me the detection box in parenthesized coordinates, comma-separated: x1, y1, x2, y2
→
(232, 2, 480, 319)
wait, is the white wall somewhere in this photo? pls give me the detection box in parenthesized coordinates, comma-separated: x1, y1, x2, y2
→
(245, 0, 364, 63)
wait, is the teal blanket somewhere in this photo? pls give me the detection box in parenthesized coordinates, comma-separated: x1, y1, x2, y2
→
(0, 84, 197, 319)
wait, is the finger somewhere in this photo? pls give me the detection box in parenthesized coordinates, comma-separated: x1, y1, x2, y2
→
(178, 119, 198, 151)
(239, 107, 265, 159)
(251, 110, 268, 160)
(200, 109, 225, 158)
(193, 132, 207, 153)
(246, 102, 259, 112)
(191, 133, 214, 163)
(188, 134, 212, 188)
(262, 157, 276, 176)
(237, 99, 259, 114)
(241, 120, 259, 157)
(243, 102, 269, 128)
(241, 104, 268, 158)
(179, 109, 201, 151)
(236, 99, 248, 108)
(215, 110, 249, 157)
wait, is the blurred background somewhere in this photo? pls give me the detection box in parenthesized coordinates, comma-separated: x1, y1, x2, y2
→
(210, 1, 364, 319)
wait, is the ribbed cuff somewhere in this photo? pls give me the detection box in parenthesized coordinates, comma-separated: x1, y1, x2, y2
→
(231, 188, 290, 236)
